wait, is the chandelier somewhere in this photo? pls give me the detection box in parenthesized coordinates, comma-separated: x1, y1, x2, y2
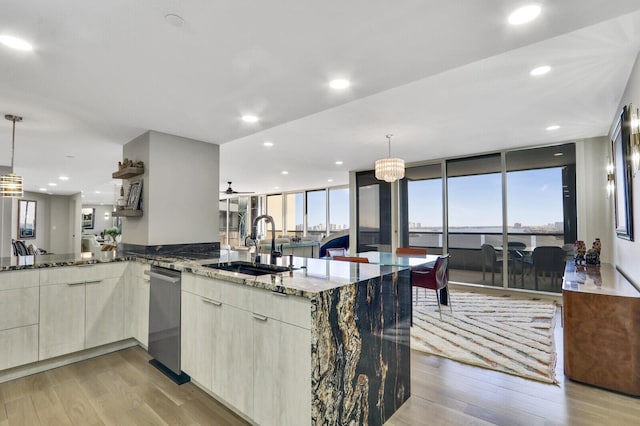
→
(1, 114, 24, 197)
(374, 134, 405, 182)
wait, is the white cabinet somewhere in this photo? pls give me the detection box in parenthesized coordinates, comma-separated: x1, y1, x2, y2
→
(0, 270, 39, 370)
(125, 262, 150, 346)
(85, 276, 125, 348)
(181, 290, 217, 391)
(39, 263, 127, 360)
(181, 272, 311, 425)
(39, 281, 85, 360)
(215, 303, 254, 416)
(253, 316, 311, 426)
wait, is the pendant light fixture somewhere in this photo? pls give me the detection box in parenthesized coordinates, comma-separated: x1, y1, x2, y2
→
(374, 134, 405, 183)
(1, 114, 24, 197)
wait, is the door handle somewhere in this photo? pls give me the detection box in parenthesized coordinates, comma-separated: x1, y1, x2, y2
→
(251, 313, 268, 321)
(201, 298, 222, 306)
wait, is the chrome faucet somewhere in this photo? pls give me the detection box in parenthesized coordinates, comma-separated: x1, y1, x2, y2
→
(250, 215, 281, 264)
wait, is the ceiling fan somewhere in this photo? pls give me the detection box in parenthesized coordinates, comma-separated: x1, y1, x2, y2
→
(220, 181, 254, 195)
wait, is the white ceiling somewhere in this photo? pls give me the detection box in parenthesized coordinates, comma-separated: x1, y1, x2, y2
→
(1, 1, 640, 204)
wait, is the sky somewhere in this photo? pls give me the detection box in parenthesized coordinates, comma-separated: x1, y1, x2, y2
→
(408, 167, 564, 228)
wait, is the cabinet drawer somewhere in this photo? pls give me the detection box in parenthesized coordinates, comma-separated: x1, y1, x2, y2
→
(0, 287, 39, 330)
(0, 325, 38, 371)
(40, 262, 127, 286)
(182, 273, 223, 302)
(218, 280, 253, 312)
(252, 290, 311, 329)
(0, 270, 39, 291)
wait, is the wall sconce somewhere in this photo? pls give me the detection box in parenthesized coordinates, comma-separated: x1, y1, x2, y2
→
(606, 162, 615, 196)
(630, 103, 640, 176)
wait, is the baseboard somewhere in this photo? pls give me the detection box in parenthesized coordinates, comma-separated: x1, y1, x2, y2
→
(0, 338, 139, 384)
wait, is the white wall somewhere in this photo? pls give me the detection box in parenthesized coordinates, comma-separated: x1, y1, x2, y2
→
(49, 195, 73, 254)
(612, 50, 640, 284)
(122, 131, 150, 245)
(122, 130, 220, 246)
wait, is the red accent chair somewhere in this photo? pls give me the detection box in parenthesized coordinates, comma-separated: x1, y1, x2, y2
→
(396, 247, 427, 256)
(332, 256, 369, 263)
(411, 254, 451, 320)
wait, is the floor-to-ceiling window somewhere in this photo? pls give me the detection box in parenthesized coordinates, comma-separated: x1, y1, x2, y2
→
(286, 192, 304, 238)
(401, 164, 443, 252)
(306, 189, 327, 240)
(447, 154, 503, 286)
(266, 194, 283, 240)
(397, 144, 576, 293)
(329, 187, 349, 234)
(505, 144, 576, 291)
(356, 171, 391, 252)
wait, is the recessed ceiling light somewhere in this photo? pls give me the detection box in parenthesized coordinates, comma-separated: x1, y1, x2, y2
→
(39, 188, 47, 191)
(329, 79, 350, 90)
(0, 35, 33, 51)
(508, 5, 541, 25)
(95, 190, 101, 194)
(530, 65, 551, 76)
(546, 125, 560, 131)
(553, 152, 564, 157)
(274, 186, 280, 189)
(335, 161, 343, 165)
(328, 179, 334, 182)
(242, 115, 259, 123)
(59, 176, 69, 181)
(263, 141, 274, 147)
(281, 171, 289, 175)
(48, 182, 57, 187)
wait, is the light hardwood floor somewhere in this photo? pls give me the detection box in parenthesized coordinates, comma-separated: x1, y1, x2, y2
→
(1, 317, 638, 425)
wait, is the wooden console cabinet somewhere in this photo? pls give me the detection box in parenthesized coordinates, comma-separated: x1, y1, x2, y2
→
(563, 262, 640, 396)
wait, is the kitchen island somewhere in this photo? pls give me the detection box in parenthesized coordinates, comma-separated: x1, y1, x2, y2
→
(0, 251, 412, 426)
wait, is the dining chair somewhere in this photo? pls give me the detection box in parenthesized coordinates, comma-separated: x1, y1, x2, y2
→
(396, 247, 427, 256)
(507, 241, 528, 287)
(411, 254, 451, 320)
(532, 246, 566, 290)
(332, 255, 369, 263)
(326, 247, 347, 258)
(481, 244, 504, 285)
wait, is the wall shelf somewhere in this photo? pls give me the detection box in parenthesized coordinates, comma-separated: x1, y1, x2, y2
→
(113, 209, 143, 217)
(112, 167, 144, 179)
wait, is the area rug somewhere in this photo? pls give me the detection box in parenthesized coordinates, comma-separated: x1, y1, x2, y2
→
(411, 291, 558, 384)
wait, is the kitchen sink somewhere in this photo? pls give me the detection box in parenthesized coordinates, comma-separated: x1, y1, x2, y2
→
(202, 261, 294, 276)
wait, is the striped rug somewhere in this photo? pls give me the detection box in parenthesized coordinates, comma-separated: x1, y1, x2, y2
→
(411, 291, 558, 384)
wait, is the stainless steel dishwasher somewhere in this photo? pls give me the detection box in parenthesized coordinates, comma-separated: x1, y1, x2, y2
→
(148, 266, 190, 384)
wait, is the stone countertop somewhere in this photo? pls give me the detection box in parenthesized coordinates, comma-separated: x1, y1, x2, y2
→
(0, 250, 410, 299)
(0, 251, 133, 271)
(139, 251, 406, 298)
(562, 262, 640, 298)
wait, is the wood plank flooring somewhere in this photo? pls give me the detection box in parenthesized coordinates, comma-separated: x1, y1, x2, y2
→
(0, 347, 247, 426)
(1, 315, 638, 425)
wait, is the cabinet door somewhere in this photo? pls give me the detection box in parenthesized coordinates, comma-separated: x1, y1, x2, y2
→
(214, 304, 254, 417)
(0, 325, 38, 371)
(85, 276, 125, 348)
(253, 318, 311, 426)
(125, 268, 150, 346)
(39, 283, 85, 360)
(181, 291, 220, 391)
